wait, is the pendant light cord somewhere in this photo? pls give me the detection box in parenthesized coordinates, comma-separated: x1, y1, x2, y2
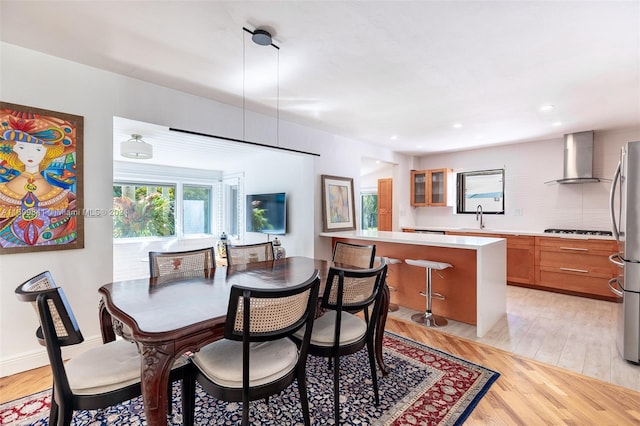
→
(276, 46, 280, 147)
(241, 26, 280, 146)
(242, 28, 246, 141)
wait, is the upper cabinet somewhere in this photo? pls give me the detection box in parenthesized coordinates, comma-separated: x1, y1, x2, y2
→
(411, 168, 453, 207)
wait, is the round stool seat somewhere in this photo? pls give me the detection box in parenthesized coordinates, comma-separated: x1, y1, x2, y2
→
(405, 259, 451, 270)
(375, 256, 402, 265)
(405, 258, 452, 328)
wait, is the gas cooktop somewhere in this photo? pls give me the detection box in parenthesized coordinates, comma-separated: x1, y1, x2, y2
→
(544, 228, 613, 236)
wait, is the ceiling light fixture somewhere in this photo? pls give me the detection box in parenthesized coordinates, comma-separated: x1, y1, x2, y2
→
(540, 104, 554, 112)
(452, 123, 463, 129)
(120, 134, 152, 159)
(251, 28, 273, 46)
(242, 26, 280, 145)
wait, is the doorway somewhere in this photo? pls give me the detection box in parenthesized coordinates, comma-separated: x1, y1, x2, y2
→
(377, 178, 392, 231)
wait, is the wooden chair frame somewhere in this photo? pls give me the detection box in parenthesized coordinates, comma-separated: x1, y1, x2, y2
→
(182, 271, 320, 426)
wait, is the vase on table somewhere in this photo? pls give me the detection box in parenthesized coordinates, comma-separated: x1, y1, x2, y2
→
(217, 232, 228, 258)
(273, 237, 286, 259)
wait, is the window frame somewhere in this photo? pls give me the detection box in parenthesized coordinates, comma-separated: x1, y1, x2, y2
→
(113, 163, 231, 241)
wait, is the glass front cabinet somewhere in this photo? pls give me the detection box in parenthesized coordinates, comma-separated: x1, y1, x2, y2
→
(411, 168, 453, 207)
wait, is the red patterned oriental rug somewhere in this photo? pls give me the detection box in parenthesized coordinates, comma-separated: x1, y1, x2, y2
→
(1, 332, 499, 425)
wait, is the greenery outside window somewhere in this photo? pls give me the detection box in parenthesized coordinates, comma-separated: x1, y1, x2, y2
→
(113, 163, 240, 240)
(113, 183, 176, 238)
(361, 192, 378, 230)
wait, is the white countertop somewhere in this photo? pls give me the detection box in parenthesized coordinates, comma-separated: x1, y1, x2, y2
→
(319, 230, 504, 249)
(401, 226, 615, 240)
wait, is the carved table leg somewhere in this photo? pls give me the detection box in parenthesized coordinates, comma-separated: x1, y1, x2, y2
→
(140, 343, 174, 426)
(98, 298, 116, 344)
(376, 283, 390, 376)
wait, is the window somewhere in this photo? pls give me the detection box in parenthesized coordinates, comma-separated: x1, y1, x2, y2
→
(113, 183, 176, 238)
(113, 163, 242, 240)
(361, 192, 378, 230)
(183, 184, 211, 234)
(221, 175, 242, 239)
(456, 169, 505, 214)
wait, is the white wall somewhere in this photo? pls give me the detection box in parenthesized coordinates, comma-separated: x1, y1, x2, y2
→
(0, 42, 402, 376)
(408, 127, 640, 231)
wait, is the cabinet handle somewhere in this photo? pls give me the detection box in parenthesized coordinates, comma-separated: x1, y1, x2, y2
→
(608, 253, 625, 267)
(559, 267, 589, 273)
(608, 277, 624, 297)
(559, 247, 589, 251)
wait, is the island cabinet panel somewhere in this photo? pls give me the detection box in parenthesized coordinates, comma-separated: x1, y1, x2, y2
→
(535, 237, 620, 302)
(332, 238, 478, 325)
(447, 232, 535, 285)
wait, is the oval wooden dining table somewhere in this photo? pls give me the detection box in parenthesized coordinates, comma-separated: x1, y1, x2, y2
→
(98, 256, 390, 426)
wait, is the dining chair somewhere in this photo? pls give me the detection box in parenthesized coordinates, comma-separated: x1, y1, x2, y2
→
(148, 246, 216, 277)
(331, 241, 376, 268)
(182, 271, 321, 426)
(225, 241, 275, 265)
(293, 260, 388, 425)
(331, 241, 377, 323)
(14, 271, 189, 426)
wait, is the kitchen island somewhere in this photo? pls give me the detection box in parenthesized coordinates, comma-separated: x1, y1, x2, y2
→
(320, 230, 507, 337)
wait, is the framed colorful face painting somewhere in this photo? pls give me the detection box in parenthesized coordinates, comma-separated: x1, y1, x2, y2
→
(321, 175, 356, 232)
(0, 102, 84, 254)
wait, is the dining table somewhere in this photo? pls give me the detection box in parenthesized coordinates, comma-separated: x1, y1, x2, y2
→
(98, 256, 390, 426)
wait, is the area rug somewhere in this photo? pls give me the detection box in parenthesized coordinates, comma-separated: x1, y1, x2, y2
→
(1, 332, 499, 425)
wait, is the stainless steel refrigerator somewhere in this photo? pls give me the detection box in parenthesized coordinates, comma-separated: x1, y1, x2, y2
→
(609, 140, 640, 364)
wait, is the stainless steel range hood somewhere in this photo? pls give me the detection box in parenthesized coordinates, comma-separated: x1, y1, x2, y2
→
(552, 130, 602, 184)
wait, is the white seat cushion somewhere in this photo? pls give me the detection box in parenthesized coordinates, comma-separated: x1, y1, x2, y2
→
(192, 338, 298, 388)
(295, 310, 366, 347)
(66, 339, 141, 395)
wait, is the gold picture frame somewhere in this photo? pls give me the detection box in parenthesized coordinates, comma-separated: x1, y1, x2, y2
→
(321, 174, 356, 232)
(0, 101, 84, 254)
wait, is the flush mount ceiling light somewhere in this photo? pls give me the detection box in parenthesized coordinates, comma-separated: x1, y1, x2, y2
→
(120, 134, 153, 159)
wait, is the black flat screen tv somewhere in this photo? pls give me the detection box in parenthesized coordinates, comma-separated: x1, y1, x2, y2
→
(246, 192, 286, 235)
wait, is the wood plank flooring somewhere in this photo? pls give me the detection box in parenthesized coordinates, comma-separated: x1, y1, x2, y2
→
(2, 286, 640, 424)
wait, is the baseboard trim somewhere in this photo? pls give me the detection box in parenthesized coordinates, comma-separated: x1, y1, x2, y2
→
(0, 335, 104, 378)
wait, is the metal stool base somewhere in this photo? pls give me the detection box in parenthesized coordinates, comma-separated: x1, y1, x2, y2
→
(411, 312, 448, 327)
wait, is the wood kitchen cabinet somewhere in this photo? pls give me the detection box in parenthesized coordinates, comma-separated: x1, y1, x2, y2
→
(535, 237, 620, 302)
(447, 231, 535, 285)
(410, 168, 453, 207)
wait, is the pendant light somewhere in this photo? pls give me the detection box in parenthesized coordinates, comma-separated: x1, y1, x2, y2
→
(120, 134, 153, 159)
(242, 26, 280, 146)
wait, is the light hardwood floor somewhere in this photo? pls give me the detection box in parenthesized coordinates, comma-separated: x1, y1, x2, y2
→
(2, 286, 640, 425)
(390, 284, 640, 392)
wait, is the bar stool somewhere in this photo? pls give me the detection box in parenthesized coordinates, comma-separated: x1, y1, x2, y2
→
(376, 256, 402, 312)
(405, 259, 452, 327)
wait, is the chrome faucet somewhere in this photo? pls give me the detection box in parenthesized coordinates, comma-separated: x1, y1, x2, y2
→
(476, 205, 485, 229)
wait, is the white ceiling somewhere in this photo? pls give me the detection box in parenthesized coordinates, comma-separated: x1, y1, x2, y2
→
(2, 1, 639, 155)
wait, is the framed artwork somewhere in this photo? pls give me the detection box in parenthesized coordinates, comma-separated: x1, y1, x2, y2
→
(321, 174, 356, 232)
(0, 101, 84, 254)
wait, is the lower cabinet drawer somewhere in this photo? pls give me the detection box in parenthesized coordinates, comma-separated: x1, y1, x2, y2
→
(537, 267, 616, 299)
(538, 251, 614, 276)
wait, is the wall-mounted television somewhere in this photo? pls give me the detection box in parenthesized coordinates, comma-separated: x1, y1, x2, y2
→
(246, 192, 287, 235)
